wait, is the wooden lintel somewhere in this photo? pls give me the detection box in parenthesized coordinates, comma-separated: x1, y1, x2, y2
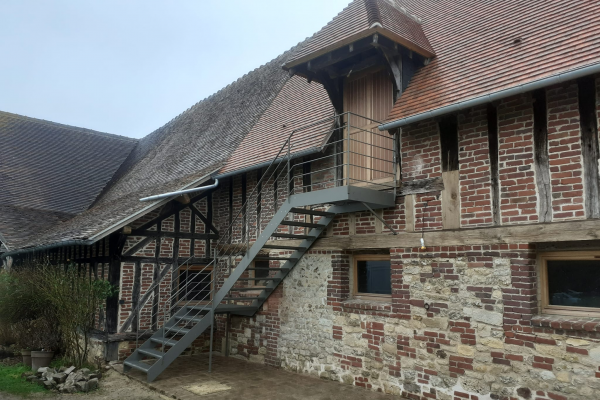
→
(263, 219, 600, 250)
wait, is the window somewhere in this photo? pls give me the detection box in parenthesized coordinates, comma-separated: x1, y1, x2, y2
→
(539, 252, 600, 317)
(178, 265, 212, 303)
(252, 260, 270, 287)
(353, 254, 391, 301)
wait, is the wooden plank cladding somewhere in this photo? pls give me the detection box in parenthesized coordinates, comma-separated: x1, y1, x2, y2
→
(344, 68, 395, 186)
(439, 115, 460, 229)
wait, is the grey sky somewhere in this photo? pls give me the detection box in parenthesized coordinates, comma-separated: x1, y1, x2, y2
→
(0, 1, 350, 139)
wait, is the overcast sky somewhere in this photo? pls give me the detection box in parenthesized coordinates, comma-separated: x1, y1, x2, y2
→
(0, 1, 349, 139)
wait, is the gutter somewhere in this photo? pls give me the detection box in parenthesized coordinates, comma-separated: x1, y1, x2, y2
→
(139, 179, 219, 202)
(1, 240, 93, 260)
(379, 62, 600, 131)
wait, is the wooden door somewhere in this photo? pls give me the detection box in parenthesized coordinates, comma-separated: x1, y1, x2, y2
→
(343, 68, 395, 187)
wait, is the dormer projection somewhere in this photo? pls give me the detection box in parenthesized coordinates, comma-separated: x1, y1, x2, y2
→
(283, 0, 435, 114)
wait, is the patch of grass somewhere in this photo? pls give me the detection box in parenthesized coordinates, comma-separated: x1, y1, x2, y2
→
(0, 363, 45, 396)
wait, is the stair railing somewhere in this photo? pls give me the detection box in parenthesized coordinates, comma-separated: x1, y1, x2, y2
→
(128, 112, 398, 366)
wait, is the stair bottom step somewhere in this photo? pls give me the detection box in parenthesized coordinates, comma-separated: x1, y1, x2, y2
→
(124, 360, 154, 373)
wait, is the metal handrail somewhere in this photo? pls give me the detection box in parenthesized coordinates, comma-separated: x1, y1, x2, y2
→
(129, 112, 399, 366)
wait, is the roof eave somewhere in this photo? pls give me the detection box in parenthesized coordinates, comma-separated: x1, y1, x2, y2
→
(379, 61, 600, 131)
(283, 26, 435, 71)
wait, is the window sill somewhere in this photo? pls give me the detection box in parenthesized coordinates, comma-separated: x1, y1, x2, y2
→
(532, 315, 600, 332)
(341, 299, 392, 313)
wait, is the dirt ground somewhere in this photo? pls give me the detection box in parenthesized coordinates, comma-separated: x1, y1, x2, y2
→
(0, 369, 169, 400)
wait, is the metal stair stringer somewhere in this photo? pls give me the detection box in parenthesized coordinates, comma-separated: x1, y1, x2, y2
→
(124, 186, 395, 382)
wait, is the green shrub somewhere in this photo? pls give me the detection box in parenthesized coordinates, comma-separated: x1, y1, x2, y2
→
(34, 263, 117, 367)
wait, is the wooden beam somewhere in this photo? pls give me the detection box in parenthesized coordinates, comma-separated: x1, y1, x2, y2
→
(533, 89, 552, 222)
(328, 54, 383, 79)
(306, 35, 377, 72)
(441, 171, 460, 229)
(578, 76, 600, 218)
(268, 219, 600, 250)
(122, 236, 153, 257)
(399, 177, 444, 195)
(128, 230, 218, 240)
(487, 104, 501, 225)
(121, 256, 213, 264)
(405, 195, 415, 232)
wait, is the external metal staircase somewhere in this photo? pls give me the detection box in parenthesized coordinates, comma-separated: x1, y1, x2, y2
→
(123, 113, 397, 382)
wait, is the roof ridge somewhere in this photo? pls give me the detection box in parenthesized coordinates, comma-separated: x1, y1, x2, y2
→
(0, 110, 139, 143)
(382, 0, 423, 24)
(365, 0, 382, 27)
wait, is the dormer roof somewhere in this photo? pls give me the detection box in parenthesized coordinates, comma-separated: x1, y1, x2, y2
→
(283, 0, 435, 70)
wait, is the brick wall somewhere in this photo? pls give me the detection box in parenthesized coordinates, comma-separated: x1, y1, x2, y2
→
(458, 105, 494, 227)
(498, 93, 538, 224)
(546, 82, 585, 220)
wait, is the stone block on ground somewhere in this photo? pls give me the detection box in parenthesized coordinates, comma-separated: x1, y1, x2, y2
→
(87, 378, 99, 391)
(75, 381, 89, 393)
(64, 366, 76, 375)
(52, 372, 67, 383)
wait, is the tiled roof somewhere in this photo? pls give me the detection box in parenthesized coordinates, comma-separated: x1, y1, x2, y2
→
(8, 48, 311, 250)
(284, 0, 434, 68)
(387, 0, 600, 122)
(0, 206, 73, 250)
(220, 76, 334, 174)
(0, 111, 138, 215)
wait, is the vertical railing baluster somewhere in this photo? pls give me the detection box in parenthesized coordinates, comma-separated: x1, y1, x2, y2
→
(346, 112, 350, 187)
(287, 138, 291, 198)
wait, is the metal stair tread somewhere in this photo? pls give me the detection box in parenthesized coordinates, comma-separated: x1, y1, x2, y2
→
(231, 286, 273, 291)
(237, 277, 280, 281)
(253, 256, 298, 261)
(222, 296, 262, 301)
(262, 244, 307, 250)
(281, 220, 322, 228)
(138, 348, 165, 359)
(271, 233, 314, 239)
(186, 304, 258, 313)
(164, 326, 192, 335)
(150, 337, 179, 346)
(124, 360, 153, 373)
(174, 315, 204, 324)
(290, 207, 335, 217)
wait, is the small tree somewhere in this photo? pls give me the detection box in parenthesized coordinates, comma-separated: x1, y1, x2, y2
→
(34, 262, 117, 367)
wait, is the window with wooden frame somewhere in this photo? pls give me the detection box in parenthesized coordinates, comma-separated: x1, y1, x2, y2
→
(539, 252, 600, 317)
(178, 265, 213, 303)
(353, 254, 392, 301)
(252, 260, 270, 287)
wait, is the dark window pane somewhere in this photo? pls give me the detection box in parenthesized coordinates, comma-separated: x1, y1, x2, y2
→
(547, 260, 600, 308)
(179, 269, 211, 301)
(255, 261, 270, 279)
(357, 260, 391, 295)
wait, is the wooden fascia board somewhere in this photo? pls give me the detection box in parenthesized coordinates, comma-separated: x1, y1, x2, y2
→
(283, 27, 434, 71)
